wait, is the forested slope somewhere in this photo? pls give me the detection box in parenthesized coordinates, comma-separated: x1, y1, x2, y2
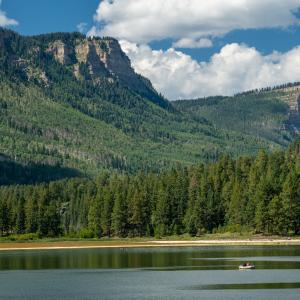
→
(1, 29, 300, 238)
(0, 28, 285, 176)
(174, 84, 300, 147)
(1, 142, 299, 238)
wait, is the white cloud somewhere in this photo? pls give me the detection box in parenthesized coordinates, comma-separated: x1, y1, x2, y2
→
(90, 0, 300, 100)
(77, 22, 87, 34)
(0, 1, 18, 27)
(92, 0, 300, 43)
(172, 38, 213, 49)
(120, 40, 300, 100)
(87, 25, 98, 37)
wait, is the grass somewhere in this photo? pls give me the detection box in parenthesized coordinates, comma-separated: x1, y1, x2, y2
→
(0, 233, 299, 251)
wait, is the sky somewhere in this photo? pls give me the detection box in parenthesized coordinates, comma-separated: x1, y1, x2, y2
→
(2, 0, 300, 100)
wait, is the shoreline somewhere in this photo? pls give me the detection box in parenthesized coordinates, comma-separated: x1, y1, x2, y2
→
(0, 238, 300, 251)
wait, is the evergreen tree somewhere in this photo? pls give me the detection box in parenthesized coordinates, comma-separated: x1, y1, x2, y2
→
(25, 190, 39, 233)
(281, 169, 300, 234)
(254, 180, 273, 234)
(111, 182, 128, 237)
(184, 173, 200, 235)
(16, 196, 26, 234)
(227, 179, 246, 227)
(268, 196, 285, 234)
(88, 193, 103, 238)
(153, 181, 169, 236)
(0, 200, 10, 236)
(101, 188, 114, 237)
(0, 142, 299, 239)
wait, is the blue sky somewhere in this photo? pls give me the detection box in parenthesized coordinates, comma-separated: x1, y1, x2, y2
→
(4, 0, 300, 59)
(150, 26, 300, 62)
(1, 0, 99, 36)
(2, 0, 300, 99)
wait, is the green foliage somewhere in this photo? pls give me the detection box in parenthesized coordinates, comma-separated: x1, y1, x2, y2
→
(0, 29, 300, 239)
(0, 233, 40, 241)
(0, 28, 293, 177)
(174, 91, 293, 147)
(1, 142, 299, 238)
(280, 169, 300, 234)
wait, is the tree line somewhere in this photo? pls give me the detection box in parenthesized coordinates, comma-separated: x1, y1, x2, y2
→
(0, 142, 299, 238)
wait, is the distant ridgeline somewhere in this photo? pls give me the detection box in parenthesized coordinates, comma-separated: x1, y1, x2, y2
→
(0, 141, 299, 238)
(0, 28, 300, 178)
(174, 83, 300, 142)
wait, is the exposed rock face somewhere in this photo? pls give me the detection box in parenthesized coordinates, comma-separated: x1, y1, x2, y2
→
(73, 39, 132, 78)
(47, 37, 155, 96)
(75, 40, 89, 63)
(289, 94, 300, 132)
(93, 39, 134, 79)
(282, 85, 300, 111)
(281, 85, 300, 132)
(0, 29, 170, 110)
(25, 67, 49, 86)
(47, 40, 74, 65)
(12, 58, 49, 86)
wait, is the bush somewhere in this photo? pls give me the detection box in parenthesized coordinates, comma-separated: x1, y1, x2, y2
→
(0, 233, 40, 241)
(77, 228, 95, 239)
(216, 224, 252, 234)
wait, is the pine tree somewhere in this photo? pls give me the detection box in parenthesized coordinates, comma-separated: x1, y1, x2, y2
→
(0, 200, 10, 236)
(268, 196, 285, 234)
(184, 173, 200, 236)
(16, 195, 26, 234)
(111, 182, 128, 237)
(227, 179, 246, 227)
(45, 202, 61, 237)
(25, 190, 39, 233)
(254, 180, 273, 234)
(101, 188, 114, 237)
(153, 180, 169, 237)
(88, 193, 103, 238)
(281, 169, 300, 234)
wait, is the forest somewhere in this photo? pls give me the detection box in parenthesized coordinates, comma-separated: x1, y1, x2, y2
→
(0, 29, 300, 239)
(0, 141, 299, 238)
(0, 28, 295, 176)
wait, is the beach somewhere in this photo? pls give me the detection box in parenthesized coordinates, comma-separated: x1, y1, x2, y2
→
(0, 238, 299, 251)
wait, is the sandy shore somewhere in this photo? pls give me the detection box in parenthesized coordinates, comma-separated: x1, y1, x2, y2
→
(0, 238, 299, 251)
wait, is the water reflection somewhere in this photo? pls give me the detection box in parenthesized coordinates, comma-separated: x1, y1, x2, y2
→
(0, 246, 300, 271)
(188, 282, 300, 290)
(0, 263, 300, 299)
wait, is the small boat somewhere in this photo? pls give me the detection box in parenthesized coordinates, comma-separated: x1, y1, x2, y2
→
(239, 263, 255, 270)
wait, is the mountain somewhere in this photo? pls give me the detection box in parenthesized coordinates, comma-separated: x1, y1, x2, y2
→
(0, 28, 299, 176)
(174, 84, 300, 146)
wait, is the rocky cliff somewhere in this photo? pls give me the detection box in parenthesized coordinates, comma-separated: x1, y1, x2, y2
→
(280, 84, 300, 132)
(0, 29, 168, 109)
(46, 36, 158, 99)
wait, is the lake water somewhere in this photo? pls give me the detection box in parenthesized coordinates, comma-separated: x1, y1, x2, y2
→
(0, 245, 300, 299)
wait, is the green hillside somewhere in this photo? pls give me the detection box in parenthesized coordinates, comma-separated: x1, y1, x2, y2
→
(1, 141, 299, 238)
(174, 85, 300, 147)
(0, 28, 299, 177)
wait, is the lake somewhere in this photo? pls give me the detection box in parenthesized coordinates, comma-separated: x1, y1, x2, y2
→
(0, 245, 300, 299)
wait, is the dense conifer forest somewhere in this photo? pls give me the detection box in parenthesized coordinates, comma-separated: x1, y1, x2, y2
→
(0, 28, 298, 175)
(1, 29, 300, 239)
(1, 142, 299, 238)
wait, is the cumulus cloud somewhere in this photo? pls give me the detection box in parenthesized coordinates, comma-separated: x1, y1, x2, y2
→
(90, 0, 300, 99)
(77, 22, 87, 34)
(120, 41, 300, 100)
(0, 0, 18, 27)
(172, 38, 213, 49)
(92, 0, 300, 43)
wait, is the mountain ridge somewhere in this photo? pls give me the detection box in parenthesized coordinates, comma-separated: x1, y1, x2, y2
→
(0, 28, 299, 176)
(0, 28, 170, 109)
